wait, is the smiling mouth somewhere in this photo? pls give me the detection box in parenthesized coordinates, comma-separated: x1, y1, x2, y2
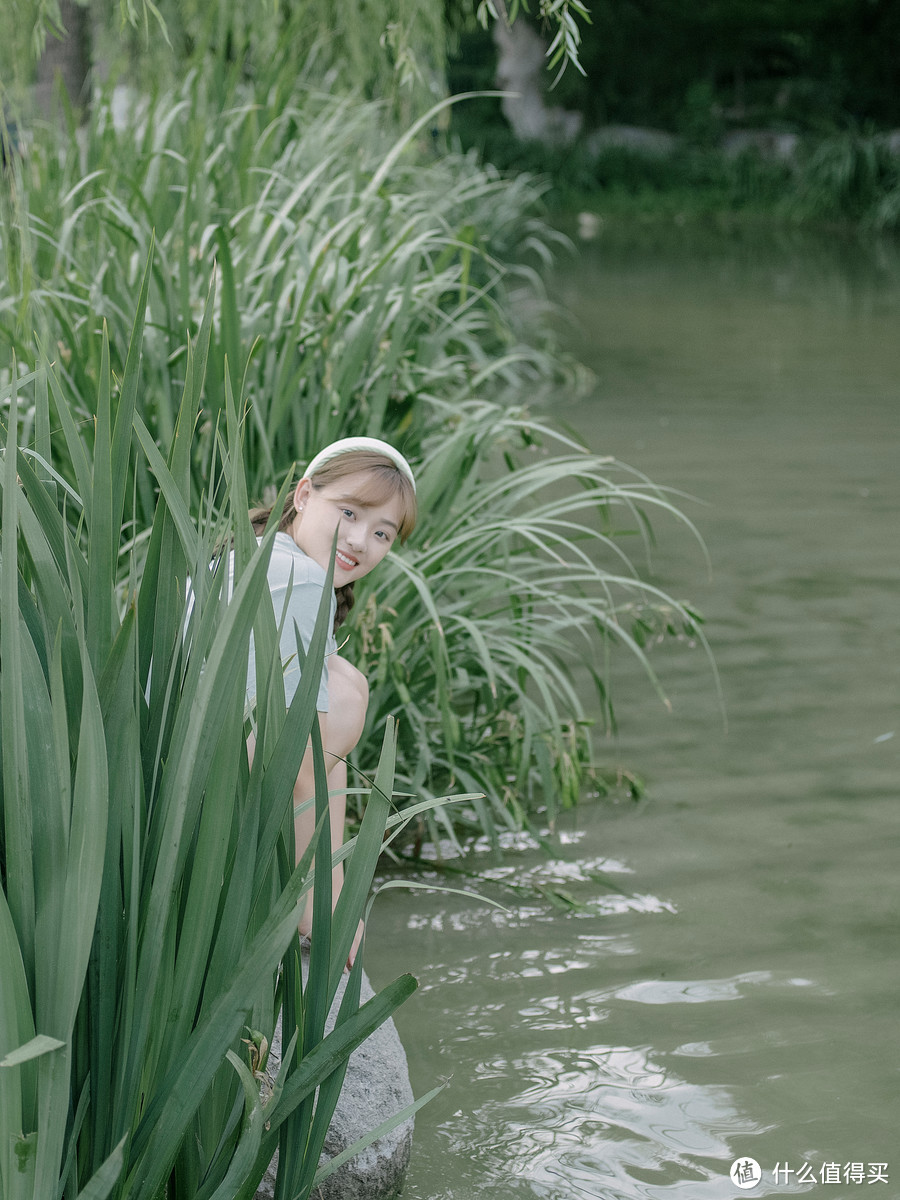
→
(335, 550, 358, 569)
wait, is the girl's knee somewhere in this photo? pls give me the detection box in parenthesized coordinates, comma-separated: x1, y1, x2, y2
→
(330, 654, 368, 710)
(326, 655, 369, 747)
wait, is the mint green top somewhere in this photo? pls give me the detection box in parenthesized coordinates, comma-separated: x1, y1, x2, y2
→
(239, 532, 337, 712)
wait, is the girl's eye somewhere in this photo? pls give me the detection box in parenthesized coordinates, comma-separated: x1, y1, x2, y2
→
(341, 508, 355, 519)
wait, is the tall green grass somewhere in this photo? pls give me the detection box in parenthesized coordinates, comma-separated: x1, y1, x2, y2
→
(355, 401, 709, 847)
(0, 269, 450, 1199)
(0, 63, 710, 842)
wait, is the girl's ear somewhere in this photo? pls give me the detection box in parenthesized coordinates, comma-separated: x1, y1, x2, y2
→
(293, 478, 312, 511)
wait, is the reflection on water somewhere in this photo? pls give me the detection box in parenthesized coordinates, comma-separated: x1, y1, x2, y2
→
(366, 225, 899, 1199)
(370, 869, 839, 1199)
(454, 1044, 751, 1199)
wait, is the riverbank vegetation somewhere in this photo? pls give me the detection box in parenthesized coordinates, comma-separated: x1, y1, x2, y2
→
(447, 2, 900, 232)
(1, 66, 706, 845)
(1, 9, 708, 1196)
(449, 115, 900, 233)
(482, 133, 900, 233)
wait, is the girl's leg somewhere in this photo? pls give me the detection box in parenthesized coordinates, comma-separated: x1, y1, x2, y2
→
(293, 757, 349, 937)
(292, 656, 368, 962)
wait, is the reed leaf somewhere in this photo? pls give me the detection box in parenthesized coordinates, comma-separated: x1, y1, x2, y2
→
(0, 270, 429, 1199)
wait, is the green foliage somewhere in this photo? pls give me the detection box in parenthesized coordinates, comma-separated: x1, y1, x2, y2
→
(443, 98, 900, 232)
(0, 267, 435, 1198)
(452, 0, 900, 134)
(2, 0, 590, 121)
(447, 0, 900, 233)
(0, 8, 706, 1196)
(354, 402, 709, 845)
(0, 54, 707, 837)
(474, 0, 590, 81)
(569, 134, 900, 232)
(788, 129, 900, 229)
(134, 0, 448, 122)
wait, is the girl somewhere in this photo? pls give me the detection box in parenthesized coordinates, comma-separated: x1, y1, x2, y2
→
(244, 436, 417, 966)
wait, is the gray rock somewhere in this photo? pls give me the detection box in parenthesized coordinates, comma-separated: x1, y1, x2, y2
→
(875, 129, 900, 156)
(493, 18, 582, 146)
(585, 124, 680, 158)
(255, 962, 415, 1200)
(721, 129, 800, 163)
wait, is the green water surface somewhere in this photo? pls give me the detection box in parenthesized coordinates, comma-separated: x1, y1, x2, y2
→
(367, 224, 900, 1200)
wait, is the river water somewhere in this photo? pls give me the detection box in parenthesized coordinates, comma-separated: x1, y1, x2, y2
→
(367, 224, 900, 1199)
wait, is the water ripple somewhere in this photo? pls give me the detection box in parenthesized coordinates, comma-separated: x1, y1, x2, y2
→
(434, 1040, 810, 1199)
(614, 970, 774, 1005)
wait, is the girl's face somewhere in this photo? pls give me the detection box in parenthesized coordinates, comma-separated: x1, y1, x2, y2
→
(290, 470, 404, 585)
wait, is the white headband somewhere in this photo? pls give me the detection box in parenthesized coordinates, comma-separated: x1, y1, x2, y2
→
(302, 436, 416, 493)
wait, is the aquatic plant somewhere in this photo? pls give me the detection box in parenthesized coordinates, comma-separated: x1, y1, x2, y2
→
(0, 276, 443, 1199)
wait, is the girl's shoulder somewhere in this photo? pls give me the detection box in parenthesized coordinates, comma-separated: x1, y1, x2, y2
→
(267, 532, 329, 588)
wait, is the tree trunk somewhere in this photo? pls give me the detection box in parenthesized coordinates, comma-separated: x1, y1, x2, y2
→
(34, 0, 93, 123)
(493, 18, 581, 146)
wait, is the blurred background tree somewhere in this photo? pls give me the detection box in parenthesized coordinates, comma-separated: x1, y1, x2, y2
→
(3, 0, 590, 128)
(32, 0, 93, 119)
(439, 0, 900, 229)
(10, 0, 900, 137)
(447, 0, 900, 137)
